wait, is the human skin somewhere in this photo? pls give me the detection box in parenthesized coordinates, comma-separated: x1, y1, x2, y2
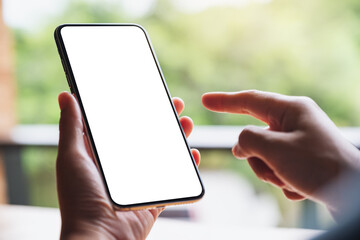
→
(202, 90, 360, 215)
(56, 92, 200, 240)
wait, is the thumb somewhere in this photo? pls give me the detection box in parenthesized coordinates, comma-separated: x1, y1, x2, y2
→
(57, 92, 104, 218)
(58, 92, 85, 154)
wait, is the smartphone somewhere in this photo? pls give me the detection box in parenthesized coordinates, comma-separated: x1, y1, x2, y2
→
(54, 24, 204, 210)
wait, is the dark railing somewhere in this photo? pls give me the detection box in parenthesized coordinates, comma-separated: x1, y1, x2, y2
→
(1, 125, 360, 228)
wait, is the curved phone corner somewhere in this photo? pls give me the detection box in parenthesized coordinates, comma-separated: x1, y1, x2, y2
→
(54, 24, 68, 38)
(130, 23, 149, 37)
(198, 184, 206, 200)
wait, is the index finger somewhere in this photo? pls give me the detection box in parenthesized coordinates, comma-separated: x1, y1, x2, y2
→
(201, 90, 291, 125)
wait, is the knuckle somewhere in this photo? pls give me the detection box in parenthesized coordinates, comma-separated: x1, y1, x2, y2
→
(292, 96, 318, 112)
(299, 96, 316, 105)
(246, 89, 259, 95)
(242, 89, 261, 99)
(57, 149, 87, 165)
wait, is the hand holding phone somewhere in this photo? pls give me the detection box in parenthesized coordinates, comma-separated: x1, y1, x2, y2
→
(54, 24, 204, 210)
(57, 91, 200, 239)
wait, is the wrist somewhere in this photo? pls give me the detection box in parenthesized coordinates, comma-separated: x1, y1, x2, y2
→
(316, 167, 360, 222)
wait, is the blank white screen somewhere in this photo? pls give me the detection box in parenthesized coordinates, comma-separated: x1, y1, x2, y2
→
(60, 25, 203, 206)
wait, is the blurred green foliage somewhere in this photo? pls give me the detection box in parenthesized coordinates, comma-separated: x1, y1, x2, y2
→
(13, 0, 360, 126)
(22, 147, 58, 207)
(10, 0, 360, 227)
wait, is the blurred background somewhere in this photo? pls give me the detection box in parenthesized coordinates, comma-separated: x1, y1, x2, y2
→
(1, 0, 360, 232)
